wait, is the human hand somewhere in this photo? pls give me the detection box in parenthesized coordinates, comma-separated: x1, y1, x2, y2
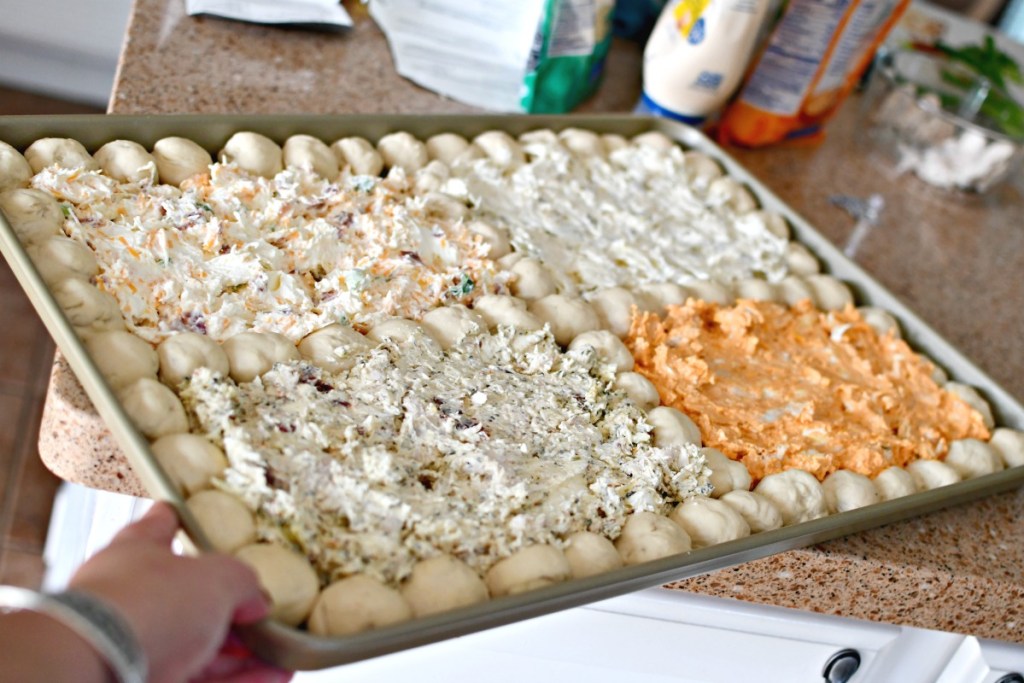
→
(68, 501, 293, 683)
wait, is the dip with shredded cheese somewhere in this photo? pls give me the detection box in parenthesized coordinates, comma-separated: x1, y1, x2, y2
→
(180, 326, 710, 585)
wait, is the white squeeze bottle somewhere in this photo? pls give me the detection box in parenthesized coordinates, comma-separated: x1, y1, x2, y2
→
(640, 0, 773, 124)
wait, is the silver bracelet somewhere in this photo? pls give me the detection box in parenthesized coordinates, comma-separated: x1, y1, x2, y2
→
(0, 585, 147, 683)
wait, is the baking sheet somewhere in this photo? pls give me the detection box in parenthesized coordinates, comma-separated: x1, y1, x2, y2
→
(1, 113, 1023, 670)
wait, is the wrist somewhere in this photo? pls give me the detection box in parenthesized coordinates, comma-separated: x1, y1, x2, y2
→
(0, 607, 109, 683)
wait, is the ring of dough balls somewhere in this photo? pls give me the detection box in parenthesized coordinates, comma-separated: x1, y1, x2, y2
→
(366, 318, 442, 354)
(94, 140, 158, 183)
(308, 575, 413, 637)
(235, 543, 320, 627)
(733, 278, 778, 303)
(684, 152, 724, 185)
(632, 131, 676, 151)
(990, 428, 1024, 468)
(707, 177, 758, 214)
(222, 332, 300, 383)
(151, 137, 213, 187)
(906, 459, 961, 491)
(752, 210, 790, 240)
(467, 219, 511, 259)
(24, 137, 97, 172)
(27, 236, 99, 286)
(414, 160, 450, 194)
(425, 133, 471, 165)
(754, 469, 828, 526)
(563, 532, 623, 579)
(377, 132, 428, 173)
(558, 127, 604, 157)
(944, 438, 1004, 479)
(0, 141, 32, 192)
(601, 133, 629, 153)
(822, 470, 880, 513)
(473, 131, 525, 170)
(529, 295, 600, 347)
(944, 382, 995, 430)
(472, 294, 544, 332)
(331, 137, 383, 177)
(85, 330, 159, 390)
(399, 554, 490, 617)
(150, 433, 228, 496)
(0, 187, 64, 246)
(805, 274, 855, 311)
(568, 330, 634, 373)
(116, 377, 189, 439)
(421, 305, 486, 350)
(719, 490, 783, 533)
(587, 287, 645, 338)
(669, 497, 751, 548)
(157, 331, 231, 389)
(509, 258, 558, 301)
(777, 275, 816, 307)
(613, 372, 661, 411)
(857, 306, 901, 338)
(282, 134, 339, 181)
(872, 466, 916, 501)
(219, 132, 283, 179)
(186, 489, 257, 553)
(484, 544, 572, 597)
(297, 323, 372, 373)
(681, 280, 734, 306)
(701, 447, 751, 498)
(637, 282, 690, 316)
(51, 279, 125, 335)
(785, 242, 820, 276)
(646, 406, 702, 448)
(614, 511, 691, 565)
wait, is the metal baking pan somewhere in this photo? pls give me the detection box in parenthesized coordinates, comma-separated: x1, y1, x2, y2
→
(2, 114, 1023, 670)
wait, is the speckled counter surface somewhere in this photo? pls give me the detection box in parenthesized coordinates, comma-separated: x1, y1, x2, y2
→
(37, 0, 1024, 643)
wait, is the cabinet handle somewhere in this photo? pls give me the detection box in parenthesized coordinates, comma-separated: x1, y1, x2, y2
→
(822, 648, 861, 683)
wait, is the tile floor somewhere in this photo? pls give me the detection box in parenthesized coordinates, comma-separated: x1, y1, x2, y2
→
(0, 85, 102, 588)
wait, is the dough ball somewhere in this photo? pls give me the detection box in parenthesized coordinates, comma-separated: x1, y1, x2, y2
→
(568, 330, 634, 372)
(632, 131, 675, 151)
(235, 543, 320, 627)
(509, 258, 558, 301)
(733, 278, 778, 303)
(927, 359, 949, 387)
(669, 497, 751, 549)
(945, 438, 1003, 479)
(26, 236, 99, 286)
(484, 544, 572, 597)
(421, 191, 468, 221)
(683, 280, 733, 306)
(186, 489, 257, 553)
(754, 469, 828, 526)
(600, 133, 629, 154)
(0, 141, 32, 192)
(150, 433, 228, 496)
(753, 210, 790, 240)
(719, 490, 783, 533)
(94, 140, 157, 183)
(297, 324, 371, 373)
(806, 274, 855, 311)
(421, 304, 486, 350)
(51, 279, 124, 335)
(701, 447, 751, 498)
(308, 575, 413, 637)
(519, 129, 560, 147)
(85, 330, 159, 390)
(564, 532, 623, 579)
(558, 127, 604, 156)
(467, 220, 511, 259)
(331, 137, 384, 177)
(529, 295, 600, 347)
(377, 132, 428, 173)
(822, 470, 880, 513)
(613, 372, 661, 411)
(614, 511, 691, 565)
(857, 306, 901, 338)
(906, 459, 962, 491)
(366, 318, 441, 354)
(0, 187, 64, 246)
(646, 406, 702, 448)
(587, 286, 642, 338)
(684, 152, 724, 185)
(413, 160, 450, 194)
(473, 130, 525, 170)
(400, 554, 489, 617)
(283, 134, 339, 180)
(472, 294, 544, 332)
(777, 275, 816, 307)
(707, 177, 758, 213)
(990, 428, 1024, 468)
(425, 133, 471, 165)
(219, 132, 283, 178)
(872, 466, 916, 501)
(24, 137, 97, 172)
(944, 382, 995, 430)
(785, 242, 820, 275)
(116, 377, 189, 439)
(152, 136, 213, 186)
(637, 282, 690, 315)
(157, 331, 231, 388)
(222, 331, 300, 383)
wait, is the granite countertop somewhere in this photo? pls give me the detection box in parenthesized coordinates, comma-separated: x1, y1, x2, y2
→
(38, 0, 1024, 643)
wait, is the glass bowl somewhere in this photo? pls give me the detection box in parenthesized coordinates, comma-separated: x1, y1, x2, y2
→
(863, 48, 1024, 193)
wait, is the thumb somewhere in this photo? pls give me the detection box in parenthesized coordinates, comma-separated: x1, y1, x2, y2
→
(108, 501, 180, 547)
